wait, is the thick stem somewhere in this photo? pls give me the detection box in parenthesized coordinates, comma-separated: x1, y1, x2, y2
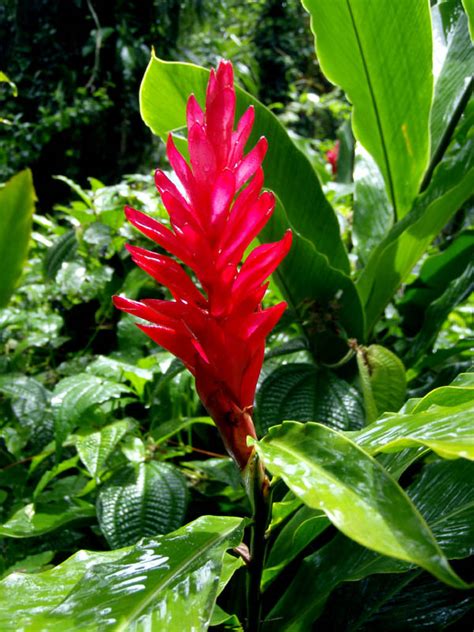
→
(244, 453, 272, 632)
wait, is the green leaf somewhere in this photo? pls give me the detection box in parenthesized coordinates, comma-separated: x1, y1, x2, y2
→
(0, 548, 132, 627)
(303, 0, 433, 218)
(0, 169, 36, 307)
(406, 371, 474, 413)
(75, 420, 131, 479)
(398, 229, 474, 334)
(97, 461, 188, 548)
(265, 457, 474, 631)
(264, 199, 365, 348)
(0, 374, 53, 447)
(404, 262, 474, 366)
(463, 0, 474, 40)
(357, 101, 474, 334)
(0, 70, 18, 96)
(0, 499, 95, 538)
(86, 356, 155, 397)
(430, 4, 474, 167)
(151, 416, 214, 444)
(54, 175, 93, 208)
(0, 515, 243, 631)
(139, 55, 365, 343)
(353, 400, 474, 460)
(352, 144, 393, 264)
(256, 364, 365, 435)
(348, 572, 474, 632)
(254, 421, 468, 588)
(356, 344, 406, 423)
(43, 229, 78, 279)
(52, 374, 131, 451)
(263, 505, 329, 588)
(33, 455, 80, 499)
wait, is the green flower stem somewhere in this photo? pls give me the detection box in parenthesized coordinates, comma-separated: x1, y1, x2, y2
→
(244, 452, 272, 632)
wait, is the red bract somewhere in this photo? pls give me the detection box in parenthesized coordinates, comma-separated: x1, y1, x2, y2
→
(326, 140, 340, 176)
(113, 61, 292, 469)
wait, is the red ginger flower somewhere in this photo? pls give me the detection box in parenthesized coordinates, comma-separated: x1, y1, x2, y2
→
(326, 140, 340, 176)
(113, 61, 292, 470)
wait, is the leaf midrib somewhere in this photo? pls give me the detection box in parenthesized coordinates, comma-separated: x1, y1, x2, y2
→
(345, 0, 397, 215)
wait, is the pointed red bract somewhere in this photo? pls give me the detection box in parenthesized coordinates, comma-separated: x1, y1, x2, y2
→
(114, 60, 292, 469)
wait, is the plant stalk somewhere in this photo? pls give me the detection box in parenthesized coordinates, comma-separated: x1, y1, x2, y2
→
(245, 453, 272, 632)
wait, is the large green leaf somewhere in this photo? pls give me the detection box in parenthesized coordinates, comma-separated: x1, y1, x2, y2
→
(303, 0, 433, 218)
(139, 55, 364, 343)
(97, 461, 188, 548)
(256, 364, 365, 435)
(254, 422, 468, 588)
(352, 144, 393, 265)
(0, 515, 244, 631)
(357, 101, 474, 334)
(0, 549, 129, 628)
(0, 169, 36, 307)
(353, 400, 474, 460)
(265, 458, 474, 631)
(430, 3, 474, 168)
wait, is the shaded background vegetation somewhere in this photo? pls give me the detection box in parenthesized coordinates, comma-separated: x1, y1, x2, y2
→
(0, 0, 334, 208)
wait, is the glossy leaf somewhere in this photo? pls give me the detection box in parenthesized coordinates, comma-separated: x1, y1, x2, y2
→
(352, 144, 393, 264)
(430, 4, 474, 165)
(0, 516, 244, 631)
(303, 0, 433, 218)
(52, 373, 132, 451)
(0, 549, 129, 628)
(356, 345, 406, 423)
(97, 461, 188, 548)
(256, 364, 365, 435)
(357, 102, 474, 334)
(265, 458, 474, 631)
(405, 371, 474, 413)
(353, 400, 474, 460)
(0, 499, 95, 538)
(139, 55, 365, 343)
(254, 421, 468, 588)
(0, 169, 36, 307)
(75, 420, 131, 479)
